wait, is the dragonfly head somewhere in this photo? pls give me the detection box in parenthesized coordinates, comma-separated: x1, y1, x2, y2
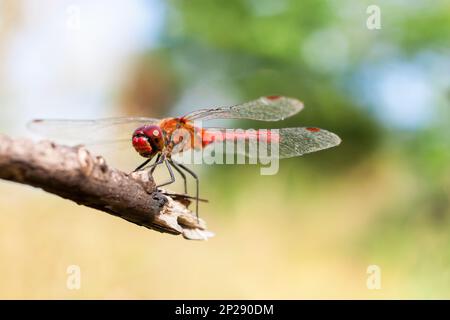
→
(132, 125, 164, 158)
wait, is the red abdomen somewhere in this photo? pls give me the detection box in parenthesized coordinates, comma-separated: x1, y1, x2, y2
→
(201, 129, 280, 147)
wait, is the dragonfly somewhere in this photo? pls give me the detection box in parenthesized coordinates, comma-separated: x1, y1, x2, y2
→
(28, 95, 341, 218)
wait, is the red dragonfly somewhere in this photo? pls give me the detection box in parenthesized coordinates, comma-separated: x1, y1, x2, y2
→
(29, 96, 341, 217)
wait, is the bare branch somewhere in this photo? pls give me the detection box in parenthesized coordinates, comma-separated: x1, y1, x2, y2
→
(0, 134, 214, 240)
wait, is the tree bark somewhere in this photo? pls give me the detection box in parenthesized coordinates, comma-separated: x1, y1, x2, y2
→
(0, 134, 213, 240)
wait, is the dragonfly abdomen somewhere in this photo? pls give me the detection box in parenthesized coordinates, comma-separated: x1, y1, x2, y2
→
(201, 129, 281, 147)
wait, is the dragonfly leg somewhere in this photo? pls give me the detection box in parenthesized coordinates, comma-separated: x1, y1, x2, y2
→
(168, 159, 188, 194)
(174, 161, 199, 220)
(155, 158, 176, 189)
(147, 154, 164, 183)
(132, 153, 162, 173)
(149, 154, 162, 174)
(132, 158, 152, 172)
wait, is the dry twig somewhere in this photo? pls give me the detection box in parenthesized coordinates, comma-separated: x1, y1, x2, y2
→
(0, 134, 214, 240)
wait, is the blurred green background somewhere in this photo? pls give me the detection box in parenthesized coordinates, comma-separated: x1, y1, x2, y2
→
(0, 0, 449, 298)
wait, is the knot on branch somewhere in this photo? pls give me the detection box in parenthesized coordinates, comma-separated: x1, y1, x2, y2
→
(77, 147, 95, 176)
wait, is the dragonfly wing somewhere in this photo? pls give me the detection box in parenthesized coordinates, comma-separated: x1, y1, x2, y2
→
(27, 117, 160, 145)
(188, 127, 341, 160)
(277, 127, 341, 158)
(184, 96, 303, 122)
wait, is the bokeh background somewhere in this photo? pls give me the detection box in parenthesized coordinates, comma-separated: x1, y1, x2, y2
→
(0, 0, 449, 299)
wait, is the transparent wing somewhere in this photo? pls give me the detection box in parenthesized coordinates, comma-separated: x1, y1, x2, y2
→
(275, 127, 341, 158)
(187, 127, 341, 159)
(183, 96, 304, 122)
(27, 117, 160, 145)
(28, 117, 161, 171)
